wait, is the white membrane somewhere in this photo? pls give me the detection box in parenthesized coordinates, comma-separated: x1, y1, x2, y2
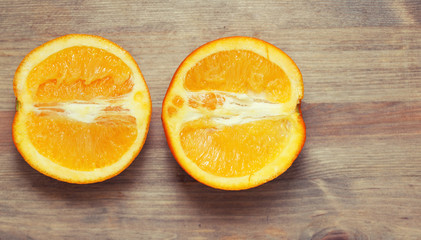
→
(183, 91, 287, 125)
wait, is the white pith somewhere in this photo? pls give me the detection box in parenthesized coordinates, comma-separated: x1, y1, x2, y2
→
(31, 93, 136, 124)
(183, 91, 289, 125)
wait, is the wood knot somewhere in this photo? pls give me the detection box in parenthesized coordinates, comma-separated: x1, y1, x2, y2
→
(310, 228, 368, 240)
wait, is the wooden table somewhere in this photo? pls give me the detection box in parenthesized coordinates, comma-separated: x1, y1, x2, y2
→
(1, 1, 420, 239)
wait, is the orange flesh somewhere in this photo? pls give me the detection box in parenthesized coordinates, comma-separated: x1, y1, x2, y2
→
(24, 46, 138, 171)
(27, 113, 137, 171)
(177, 50, 295, 177)
(188, 92, 225, 110)
(184, 50, 291, 103)
(35, 78, 133, 103)
(27, 46, 132, 102)
(180, 118, 291, 177)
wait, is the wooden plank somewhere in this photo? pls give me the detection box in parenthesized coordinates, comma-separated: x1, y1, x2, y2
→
(0, 1, 420, 109)
(1, 101, 421, 238)
(2, 102, 421, 178)
(0, 178, 420, 239)
(2, 27, 420, 109)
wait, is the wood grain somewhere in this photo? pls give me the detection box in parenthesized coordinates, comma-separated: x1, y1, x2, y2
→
(1, 0, 420, 239)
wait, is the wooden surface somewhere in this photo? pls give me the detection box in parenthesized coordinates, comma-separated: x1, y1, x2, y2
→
(1, 0, 420, 239)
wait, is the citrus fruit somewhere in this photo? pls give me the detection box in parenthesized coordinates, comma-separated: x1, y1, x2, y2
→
(162, 36, 305, 190)
(13, 34, 151, 183)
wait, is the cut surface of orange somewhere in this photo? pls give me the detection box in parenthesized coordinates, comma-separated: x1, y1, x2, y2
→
(13, 34, 151, 183)
(162, 37, 305, 190)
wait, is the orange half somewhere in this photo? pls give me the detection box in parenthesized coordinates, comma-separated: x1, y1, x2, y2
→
(13, 34, 151, 183)
(162, 37, 305, 190)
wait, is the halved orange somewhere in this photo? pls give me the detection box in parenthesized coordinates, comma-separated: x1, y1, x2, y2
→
(13, 34, 151, 183)
(162, 37, 305, 190)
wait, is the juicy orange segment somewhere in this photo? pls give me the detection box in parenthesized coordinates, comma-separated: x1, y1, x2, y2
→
(180, 118, 291, 177)
(28, 46, 132, 102)
(162, 37, 305, 190)
(185, 50, 291, 103)
(35, 77, 134, 103)
(13, 34, 151, 183)
(27, 112, 137, 171)
(188, 92, 225, 110)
